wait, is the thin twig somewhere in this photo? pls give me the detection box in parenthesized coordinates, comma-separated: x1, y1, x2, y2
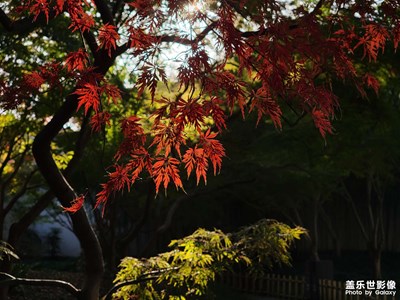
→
(0, 272, 79, 296)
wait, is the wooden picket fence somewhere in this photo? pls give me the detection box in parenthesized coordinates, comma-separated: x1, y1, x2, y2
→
(220, 273, 397, 300)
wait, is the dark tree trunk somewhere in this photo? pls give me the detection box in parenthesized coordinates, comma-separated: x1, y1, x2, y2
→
(371, 248, 382, 279)
(29, 47, 116, 299)
(0, 111, 94, 299)
(320, 205, 341, 257)
(311, 195, 320, 261)
(31, 91, 106, 300)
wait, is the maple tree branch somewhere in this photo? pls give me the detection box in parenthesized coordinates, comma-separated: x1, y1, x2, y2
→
(0, 137, 18, 180)
(340, 183, 369, 241)
(0, 272, 79, 296)
(281, 112, 307, 127)
(0, 8, 13, 31)
(194, 21, 218, 43)
(102, 268, 178, 300)
(3, 169, 38, 216)
(223, 0, 252, 20)
(32, 95, 104, 297)
(116, 20, 218, 55)
(0, 7, 56, 35)
(31, 42, 115, 294)
(82, 30, 99, 58)
(64, 115, 92, 175)
(309, 0, 332, 16)
(2, 146, 29, 187)
(102, 276, 159, 300)
(0, 146, 30, 208)
(312, 0, 325, 13)
(160, 21, 218, 44)
(159, 35, 192, 45)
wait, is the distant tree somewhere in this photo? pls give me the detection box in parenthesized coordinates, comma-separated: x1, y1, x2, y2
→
(46, 228, 61, 257)
(332, 99, 400, 279)
(220, 84, 400, 277)
(1, 0, 400, 299)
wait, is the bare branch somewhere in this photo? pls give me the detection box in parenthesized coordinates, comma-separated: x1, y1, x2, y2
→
(340, 183, 369, 241)
(0, 137, 18, 180)
(0, 272, 79, 296)
(0, 7, 56, 35)
(161, 21, 218, 44)
(2, 145, 29, 183)
(116, 21, 218, 56)
(0, 146, 30, 209)
(3, 169, 38, 215)
(281, 112, 307, 127)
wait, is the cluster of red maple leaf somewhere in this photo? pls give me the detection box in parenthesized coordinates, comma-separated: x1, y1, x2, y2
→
(1, 0, 400, 213)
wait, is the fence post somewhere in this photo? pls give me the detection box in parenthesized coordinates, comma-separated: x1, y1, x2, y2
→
(219, 272, 369, 300)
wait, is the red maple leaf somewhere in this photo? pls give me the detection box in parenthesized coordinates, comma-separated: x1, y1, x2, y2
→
(127, 0, 155, 18)
(55, 0, 65, 14)
(183, 147, 208, 185)
(364, 73, 379, 95)
(177, 48, 211, 89)
(152, 157, 183, 194)
(65, 0, 94, 32)
(128, 28, 156, 51)
(62, 195, 85, 213)
(175, 97, 205, 130)
(136, 63, 167, 101)
(199, 129, 225, 175)
(206, 71, 246, 116)
(203, 98, 227, 132)
(150, 122, 185, 158)
(393, 24, 400, 51)
(126, 148, 153, 185)
(37, 62, 62, 88)
(249, 86, 282, 128)
(74, 83, 101, 115)
(98, 24, 120, 56)
(115, 117, 147, 160)
(312, 109, 333, 138)
(23, 72, 45, 90)
(354, 24, 389, 62)
(101, 83, 121, 104)
(108, 165, 131, 192)
(68, 12, 95, 33)
(90, 111, 111, 132)
(65, 49, 89, 72)
(28, 0, 50, 22)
